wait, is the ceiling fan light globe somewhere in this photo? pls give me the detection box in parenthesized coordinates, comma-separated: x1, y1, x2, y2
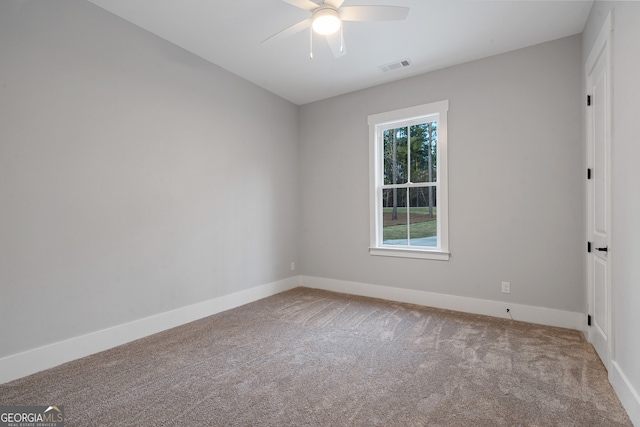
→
(312, 9, 341, 35)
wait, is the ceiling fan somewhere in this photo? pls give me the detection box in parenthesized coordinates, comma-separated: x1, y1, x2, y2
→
(263, 0, 409, 58)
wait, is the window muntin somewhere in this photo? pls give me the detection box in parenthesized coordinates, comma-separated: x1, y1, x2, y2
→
(368, 101, 449, 260)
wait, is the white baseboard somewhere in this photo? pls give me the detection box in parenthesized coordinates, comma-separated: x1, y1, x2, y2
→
(301, 276, 585, 331)
(611, 361, 640, 426)
(0, 276, 300, 384)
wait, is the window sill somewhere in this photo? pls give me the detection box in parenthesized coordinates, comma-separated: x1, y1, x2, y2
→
(369, 247, 450, 261)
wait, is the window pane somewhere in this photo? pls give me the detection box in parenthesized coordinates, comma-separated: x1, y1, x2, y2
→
(383, 127, 408, 185)
(409, 187, 437, 247)
(382, 188, 408, 246)
(409, 122, 437, 183)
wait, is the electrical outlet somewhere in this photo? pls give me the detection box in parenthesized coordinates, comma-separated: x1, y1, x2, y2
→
(290, 262, 295, 271)
(501, 281, 511, 294)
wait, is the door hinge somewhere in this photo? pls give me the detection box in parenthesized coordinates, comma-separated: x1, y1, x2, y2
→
(587, 168, 592, 180)
(587, 241, 592, 253)
(587, 95, 592, 106)
(588, 314, 592, 326)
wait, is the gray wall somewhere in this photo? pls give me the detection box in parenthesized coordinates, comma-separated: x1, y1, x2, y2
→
(299, 35, 584, 313)
(584, 2, 640, 418)
(0, 0, 299, 358)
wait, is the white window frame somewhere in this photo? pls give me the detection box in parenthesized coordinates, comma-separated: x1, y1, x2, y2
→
(368, 100, 450, 261)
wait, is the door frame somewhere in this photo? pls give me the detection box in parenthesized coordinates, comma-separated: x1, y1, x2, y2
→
(585, 10, 613, 370)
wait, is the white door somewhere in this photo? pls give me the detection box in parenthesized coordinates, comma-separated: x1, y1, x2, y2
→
(586, 13, 612, 370)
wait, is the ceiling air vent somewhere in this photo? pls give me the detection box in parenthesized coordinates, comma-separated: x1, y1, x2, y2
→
(378, 58, 412, 73)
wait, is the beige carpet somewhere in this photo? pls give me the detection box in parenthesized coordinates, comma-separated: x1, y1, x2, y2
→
(0, 287, 632, 426)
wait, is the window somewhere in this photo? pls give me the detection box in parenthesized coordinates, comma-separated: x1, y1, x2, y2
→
(368, 100, 449, 260)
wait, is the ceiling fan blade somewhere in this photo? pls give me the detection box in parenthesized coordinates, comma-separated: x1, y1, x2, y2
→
(281, 0, 319, 12)
(340, 6, 410, 22)
(326, 31, 347, 58)
(262, 18, 312, 44)
(323, 0, 345, 8)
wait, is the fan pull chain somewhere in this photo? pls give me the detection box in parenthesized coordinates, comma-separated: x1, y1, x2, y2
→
(309, 27, 313, 59)
(340, 26, 344, 53)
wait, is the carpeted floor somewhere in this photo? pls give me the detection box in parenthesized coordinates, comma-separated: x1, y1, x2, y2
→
(0, 287, 632, 426)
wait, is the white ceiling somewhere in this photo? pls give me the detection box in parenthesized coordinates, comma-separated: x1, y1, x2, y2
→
(87, 0, 593, 105)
